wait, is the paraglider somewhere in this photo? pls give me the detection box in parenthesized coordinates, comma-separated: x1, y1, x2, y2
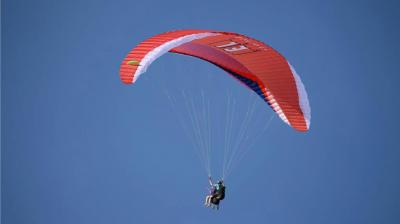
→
(120, 29, 310, 131)
(119, 29, 311, 209)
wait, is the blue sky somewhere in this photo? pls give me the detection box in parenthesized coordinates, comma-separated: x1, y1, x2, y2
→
(2, 0, 400, 223)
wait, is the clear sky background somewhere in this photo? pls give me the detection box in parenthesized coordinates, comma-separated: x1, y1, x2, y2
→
(2, 0, 400, 223)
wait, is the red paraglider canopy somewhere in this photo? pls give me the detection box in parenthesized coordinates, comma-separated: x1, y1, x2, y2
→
(120, 30, 311, 131)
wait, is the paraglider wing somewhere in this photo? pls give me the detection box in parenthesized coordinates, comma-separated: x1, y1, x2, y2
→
(120, 30, 311, 131)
